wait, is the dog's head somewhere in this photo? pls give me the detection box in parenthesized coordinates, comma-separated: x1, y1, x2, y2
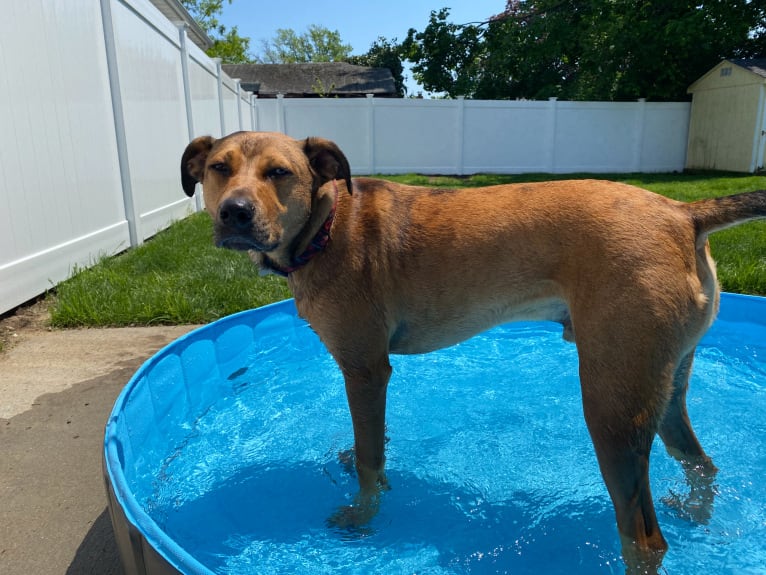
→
(181, 131, 352, 255)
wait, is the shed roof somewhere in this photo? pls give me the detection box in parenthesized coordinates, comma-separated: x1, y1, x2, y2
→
(688, 58, 766, 93)
(222, 63, 398, 98)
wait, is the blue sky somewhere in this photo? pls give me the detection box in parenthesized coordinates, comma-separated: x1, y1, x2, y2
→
(217, 0, 506, 95)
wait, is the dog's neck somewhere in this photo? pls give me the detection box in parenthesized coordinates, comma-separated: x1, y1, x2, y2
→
(261, 181, 338, 277)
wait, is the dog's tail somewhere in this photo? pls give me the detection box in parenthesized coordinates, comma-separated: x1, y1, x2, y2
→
(689, 190, 766, 237)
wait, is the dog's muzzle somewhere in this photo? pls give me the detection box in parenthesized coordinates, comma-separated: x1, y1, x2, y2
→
(215, 197, 277, 251)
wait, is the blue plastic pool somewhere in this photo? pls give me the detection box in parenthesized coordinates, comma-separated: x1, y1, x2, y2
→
(104, 293, 766, 574)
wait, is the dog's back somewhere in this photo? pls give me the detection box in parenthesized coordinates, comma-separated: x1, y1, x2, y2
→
(320, 179, 764, 354)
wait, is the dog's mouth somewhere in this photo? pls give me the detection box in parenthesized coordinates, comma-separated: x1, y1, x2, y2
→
(216, 234, 278, 252)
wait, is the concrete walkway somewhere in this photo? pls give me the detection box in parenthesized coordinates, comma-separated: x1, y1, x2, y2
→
(0, 324, 198, 574)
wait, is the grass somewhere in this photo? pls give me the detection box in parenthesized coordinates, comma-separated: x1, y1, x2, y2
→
(50, 213, 291, 327)
(50, 172, 766, 327)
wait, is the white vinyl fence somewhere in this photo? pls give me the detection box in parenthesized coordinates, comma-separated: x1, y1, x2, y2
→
(253, 96, 690, 175)
(0, 0, 254, 315)
(0, 1, 691, 316)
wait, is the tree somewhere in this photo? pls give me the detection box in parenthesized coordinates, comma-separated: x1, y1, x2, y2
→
(347, 37, 407, 97)
(258, 25, 353, 63)
(402, 8, 484, 97)
(180, 0, 253, 63)
(566, 0, 763, 101)
(404, 1, 766, 101)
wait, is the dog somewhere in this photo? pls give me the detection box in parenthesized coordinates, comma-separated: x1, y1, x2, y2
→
(181, 131, 766, 571)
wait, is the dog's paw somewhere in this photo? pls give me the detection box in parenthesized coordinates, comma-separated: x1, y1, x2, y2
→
(326, 500, 379, 533)
(663, 459, 718, 524)
(661, 490, 715, 524)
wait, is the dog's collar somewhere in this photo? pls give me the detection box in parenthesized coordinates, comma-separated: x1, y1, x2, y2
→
(265, 182, 338, 277)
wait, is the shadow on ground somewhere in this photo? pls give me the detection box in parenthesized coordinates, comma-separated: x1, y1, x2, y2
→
(66, 509, 123, 575)
(0, 369, 128, 573)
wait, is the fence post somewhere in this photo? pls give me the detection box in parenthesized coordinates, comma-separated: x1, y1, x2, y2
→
(177, 24, 194, 140)
(366, 94, 375, 174)
(251, 94, 259, 131)
(633, 98, 646, 172)
(234, 78, 243, 130)
(176, 22, 202, 211)
(99, 0, 141, 246)
(548, 97, 558, 173)
(276, 93, 285, 133)
(213, 58, 225, 135)
(752, 85, 766, 172)
(456, 96, 466, 175)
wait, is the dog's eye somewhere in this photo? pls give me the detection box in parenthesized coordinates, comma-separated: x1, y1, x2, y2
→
(209, 162, 231, 176)
(267, 167, 292, 178)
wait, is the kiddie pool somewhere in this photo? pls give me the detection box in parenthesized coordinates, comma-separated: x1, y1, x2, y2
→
(104, 293, 766, 575)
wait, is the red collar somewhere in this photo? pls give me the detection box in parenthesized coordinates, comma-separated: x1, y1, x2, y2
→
(266, 183, 338, 277)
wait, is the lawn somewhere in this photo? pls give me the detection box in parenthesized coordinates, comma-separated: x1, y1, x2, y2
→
(50, 172, 766, 327)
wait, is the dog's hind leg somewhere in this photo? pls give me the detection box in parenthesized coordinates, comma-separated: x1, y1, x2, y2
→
(578, 352, 669, 571)
(658, 350, 718, 523)
(658, 351, 714, 463)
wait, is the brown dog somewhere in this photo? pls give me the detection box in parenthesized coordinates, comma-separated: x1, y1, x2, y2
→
(181, 131, 766, 570)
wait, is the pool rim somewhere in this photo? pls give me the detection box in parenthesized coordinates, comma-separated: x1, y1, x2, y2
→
(103, 292, 766, 574)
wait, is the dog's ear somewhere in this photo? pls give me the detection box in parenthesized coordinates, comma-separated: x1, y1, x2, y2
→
(303, 137, 353, 194)
(181, 136, 216, 197)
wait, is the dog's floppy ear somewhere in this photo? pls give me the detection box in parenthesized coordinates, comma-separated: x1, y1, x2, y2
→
(181, 136, 216, 197)
(303, 137, 353, 194)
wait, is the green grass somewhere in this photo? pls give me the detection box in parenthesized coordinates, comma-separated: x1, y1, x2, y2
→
(51, 213, 291, 327)
(50, 172, 766, 327)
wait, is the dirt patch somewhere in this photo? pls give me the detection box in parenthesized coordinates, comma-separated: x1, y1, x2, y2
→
(0, 297, 53, 353)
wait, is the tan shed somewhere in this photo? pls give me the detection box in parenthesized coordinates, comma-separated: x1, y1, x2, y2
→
(686, 58, 766, 172)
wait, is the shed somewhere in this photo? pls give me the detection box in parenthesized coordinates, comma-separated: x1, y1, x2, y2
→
(221, 63, 398, 98)
(686, 58, 766, 172)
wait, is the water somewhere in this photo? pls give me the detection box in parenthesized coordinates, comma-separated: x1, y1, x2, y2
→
(131, 319, 766, 574)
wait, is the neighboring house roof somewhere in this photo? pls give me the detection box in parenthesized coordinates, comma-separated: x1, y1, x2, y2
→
(729, 58, 766, 79)
(222, 63, 398, 98)
(148, 0, 213, 50)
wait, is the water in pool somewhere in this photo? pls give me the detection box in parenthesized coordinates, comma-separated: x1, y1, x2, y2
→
(135, 318, 766, 574)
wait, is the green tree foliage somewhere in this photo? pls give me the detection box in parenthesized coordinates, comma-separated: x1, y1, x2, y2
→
(258, 25, 353, 63)
(181, 0, 253, 63)
(402, 9, 484, 97)
(347, 37, 407, 97)
(404, 1, 766, 101)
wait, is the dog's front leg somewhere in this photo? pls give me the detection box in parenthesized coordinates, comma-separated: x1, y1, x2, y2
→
(328, 355, 392, 529)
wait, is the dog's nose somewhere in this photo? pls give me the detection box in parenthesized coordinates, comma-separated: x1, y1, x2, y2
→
(219, 197, 254, 230)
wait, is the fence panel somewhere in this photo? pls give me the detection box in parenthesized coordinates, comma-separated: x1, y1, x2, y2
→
(463, 99, 555, 173)
(221, 75, 240, 134)
(0, 0, 128, 314)
(188, 45, 223, 138)
(553, 102, 638, 173)
(239, 86, 251, 130)
(250, 98, 278, 132)
(0, 0, 254, 314)
(373, 99, 461, 174)
(265, 98, 690, 176)
(283, 98, 373, 171)
(111, 0, 195, 241)
(641, 103, 691, 172)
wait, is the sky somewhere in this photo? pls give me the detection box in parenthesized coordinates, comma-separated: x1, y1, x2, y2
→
(216, 0, 506, 95)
